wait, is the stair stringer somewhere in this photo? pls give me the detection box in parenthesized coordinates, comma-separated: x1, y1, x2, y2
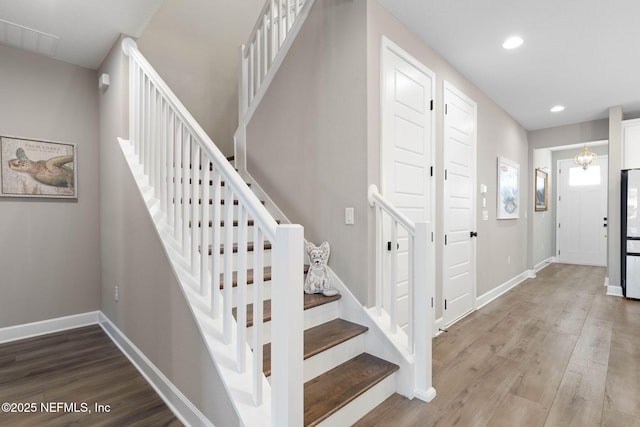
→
(239, 168, 428, 403)
(118, 138, 274, 427)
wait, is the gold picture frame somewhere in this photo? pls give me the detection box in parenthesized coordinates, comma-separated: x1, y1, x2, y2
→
(535, 168, 548, 212)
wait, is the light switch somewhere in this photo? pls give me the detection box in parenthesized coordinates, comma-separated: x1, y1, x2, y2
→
(482, 210, 489, 221)
(480, 184, 487, 194)
(345, 207, 354, 225)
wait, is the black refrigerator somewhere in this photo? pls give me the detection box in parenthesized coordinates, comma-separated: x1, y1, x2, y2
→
(621, 169, 640, 299)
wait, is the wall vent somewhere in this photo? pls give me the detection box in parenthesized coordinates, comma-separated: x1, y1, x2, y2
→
(0, 19, 60, 58)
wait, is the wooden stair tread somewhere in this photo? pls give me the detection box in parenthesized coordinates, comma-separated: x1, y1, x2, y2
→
(304, 353, 399, 426)
(173, 197, 265, 205)
(189, 219, 281, 228)
(262, 318, 367, 377)
(220, 265, 309, 288)
(202, 241, 272, 256)
(173, 177, 251, 187)
(233, 292, 342, 327)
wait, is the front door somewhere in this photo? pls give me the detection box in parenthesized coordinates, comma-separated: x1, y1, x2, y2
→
(557, 156, 608, 266)
(381, 37, 435, 331)
(443, 81, 477, 327)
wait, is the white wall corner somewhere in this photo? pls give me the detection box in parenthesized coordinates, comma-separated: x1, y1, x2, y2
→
(98, 313, 214, 427)
(0, 311, 100, 344)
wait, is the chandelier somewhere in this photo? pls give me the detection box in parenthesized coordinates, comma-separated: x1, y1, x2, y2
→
(573, 144, 597, 170)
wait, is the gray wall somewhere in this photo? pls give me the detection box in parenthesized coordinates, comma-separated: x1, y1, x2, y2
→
(532, 148, 554, 266)
(246, 0, 370, 302)
(98, 37, 238, 426)
(0, 44, 101, 327)
(527, 118, 610, 276)
(367, 2, 529, 316)
(136, 0, 265, 155)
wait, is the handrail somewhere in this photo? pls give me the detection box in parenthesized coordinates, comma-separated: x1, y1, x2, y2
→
(234, 0, 316, 174)
(368, 184, 416, 234)
(123, 38, 278, 242)
(122, 38, 304, 426)
(367, 184, 434, 400)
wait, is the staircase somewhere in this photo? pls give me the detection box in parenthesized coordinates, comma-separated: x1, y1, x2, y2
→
(119, 0, 435, 424)
(204, 156, 402, 426)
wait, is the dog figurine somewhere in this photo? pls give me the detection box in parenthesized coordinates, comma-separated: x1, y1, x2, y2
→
(305, 241, 333, 295)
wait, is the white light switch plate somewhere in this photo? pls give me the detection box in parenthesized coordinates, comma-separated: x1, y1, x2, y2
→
(482, 210, 489, 221)
(345, 207, 354, 225)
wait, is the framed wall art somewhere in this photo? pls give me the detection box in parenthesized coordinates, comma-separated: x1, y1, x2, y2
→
(497, 156, 519, 219)
(535, 168, 548, 212)
(0, 136, 77, 199)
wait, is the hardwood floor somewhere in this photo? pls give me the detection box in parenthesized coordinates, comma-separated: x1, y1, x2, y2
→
(0, 325, 181, 426)
(355, 263, 640, 427)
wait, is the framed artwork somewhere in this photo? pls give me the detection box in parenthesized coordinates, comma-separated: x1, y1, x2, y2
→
(497, 156, 519, 219)
(535, 168, 548, 212)
(0, 136, 77, 198)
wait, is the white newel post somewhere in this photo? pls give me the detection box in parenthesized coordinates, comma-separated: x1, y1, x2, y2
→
(413, 222, 436, 401)
(271, 224, 304, 426)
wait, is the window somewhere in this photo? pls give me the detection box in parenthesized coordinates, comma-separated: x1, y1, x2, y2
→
(569, 165, 600, 186)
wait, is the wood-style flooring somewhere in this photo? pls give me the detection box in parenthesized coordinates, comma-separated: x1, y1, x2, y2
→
(355, 263, 640, 427)
(0, 325, 181, 426)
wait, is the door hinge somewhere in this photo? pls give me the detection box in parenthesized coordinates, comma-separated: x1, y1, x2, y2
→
(430, 166, 434, 177)
(558, 250, 561, 256)
(445, 169, 448, 180)
(431, 232, 434, 242)
(559, 195, 561, 202)
(445, 235, 448, 245)
(431, 297, 434, 308)
(444, 299, 447, 310)
(559, 168, 562, 174)
(445, 104, 448, 115)
(559, 223, 561, 228)
(430, 100, 434, 111)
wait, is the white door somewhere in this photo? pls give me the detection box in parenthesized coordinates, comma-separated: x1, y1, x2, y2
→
(557, 156, 608, 266)
(443, 81, 477, 327)
(381, 37, 435, 330)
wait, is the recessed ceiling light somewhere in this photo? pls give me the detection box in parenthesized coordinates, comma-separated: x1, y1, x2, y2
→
(502, 36, 523, 50)
(550, 105, 565, 113)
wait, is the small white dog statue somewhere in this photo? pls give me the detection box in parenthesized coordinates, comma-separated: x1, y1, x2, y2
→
(304, 241, 336, 296)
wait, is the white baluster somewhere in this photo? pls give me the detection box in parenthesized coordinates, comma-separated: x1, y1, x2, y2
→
(174, 121, 183, 241)
(376, 206, 383, 315)
(253, 225, 264, 405)
(390, 220, 397, 333)
(223, 185, 234, 344)
(181, 133, 190, 256)
(236, 204, 248, 372)
(262, 15, 268, 80)
(166, 109, 175, 225)
(200, 156, 211, 295)
(407, 233, 415, 351)
(190, 141, 200, 276)
(249, 42, 255, 103)
(210, 172, 222, 318)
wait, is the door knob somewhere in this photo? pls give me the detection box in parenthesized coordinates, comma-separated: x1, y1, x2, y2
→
(470, 231, 478, 238)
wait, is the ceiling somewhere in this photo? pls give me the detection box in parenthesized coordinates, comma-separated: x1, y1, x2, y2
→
(0, 0, 638, 131)
(376, 0, 640, 130)
(0, 0, 162, 70)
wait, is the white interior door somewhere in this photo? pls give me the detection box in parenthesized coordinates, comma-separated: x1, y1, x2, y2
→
(381, 37, 435, 330)
(557, 156, 608, 266)
(443, 81, 477, 327)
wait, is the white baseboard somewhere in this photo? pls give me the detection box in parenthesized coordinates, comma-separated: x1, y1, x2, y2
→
(98, 313, 213, 427)
(0, 311, 100, 344)
(476, 270, 530, 310)
(606, 285, 623, 297)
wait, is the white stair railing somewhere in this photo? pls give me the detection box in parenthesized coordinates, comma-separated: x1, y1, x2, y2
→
(367, 184, 435, 402)
(122, 38, 304, 427)
(234, 0, 316, 174)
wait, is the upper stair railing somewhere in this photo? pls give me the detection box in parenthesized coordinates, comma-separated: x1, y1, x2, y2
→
(367, 184, 436, 402)
(234, 0, 316, 174)
(122, 38, 304, 426)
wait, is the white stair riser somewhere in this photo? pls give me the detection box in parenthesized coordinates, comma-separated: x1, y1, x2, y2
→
(215, 251, 272, 271)
(247, 299, 340, 346)
(304, 334, 365, 382)
(230, 281, 272, 306)
(317, 373, 397, 427)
